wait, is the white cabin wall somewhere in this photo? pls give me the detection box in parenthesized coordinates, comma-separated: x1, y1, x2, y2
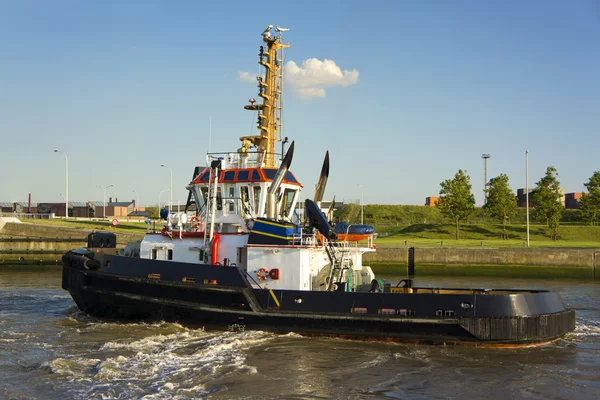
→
(246, 247, 312, 290)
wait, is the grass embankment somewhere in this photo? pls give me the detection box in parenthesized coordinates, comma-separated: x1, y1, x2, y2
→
(373, 223, 600, 248)
(18, 218, 149, 235)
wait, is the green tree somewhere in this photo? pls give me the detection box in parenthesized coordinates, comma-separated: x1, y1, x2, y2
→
(436, 169, 476, 239)
(483, 174, 517, 239)
(532, 166, 563, 240)
(146, 206, 159, 219)
(579, 171, 600, 225)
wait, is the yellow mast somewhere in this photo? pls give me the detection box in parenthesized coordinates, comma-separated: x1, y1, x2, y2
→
(239, 26, 290, 167)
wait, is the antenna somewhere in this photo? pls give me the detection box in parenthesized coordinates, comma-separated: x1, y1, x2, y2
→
(482, 154, 491, 204)
(209, 116, 212, 153)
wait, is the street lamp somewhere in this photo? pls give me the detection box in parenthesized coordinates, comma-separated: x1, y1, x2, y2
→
(96, 184, 113, 218)
(132, 190, 140, 210)
(526, 151, 530, 247)
(358, 184, 364, 225)
(161, 164, 173, 213)
(54, 150, 68, 218)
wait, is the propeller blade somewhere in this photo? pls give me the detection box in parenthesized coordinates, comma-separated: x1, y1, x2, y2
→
(326, 195, 336, 219)
(266, 141, 295, 219)
(313, 151, 329, 203)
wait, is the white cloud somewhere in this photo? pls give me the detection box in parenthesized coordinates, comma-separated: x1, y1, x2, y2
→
(238, 71, 256, 83)
(285, 58, 359, 99)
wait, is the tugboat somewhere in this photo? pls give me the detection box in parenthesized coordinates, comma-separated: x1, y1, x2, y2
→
(62, 26, 575, 346)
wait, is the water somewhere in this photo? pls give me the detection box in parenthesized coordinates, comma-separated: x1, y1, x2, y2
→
(1, 266, 598, 400)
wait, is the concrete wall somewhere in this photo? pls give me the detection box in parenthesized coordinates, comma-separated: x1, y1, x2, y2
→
(364, 246, 600, 268)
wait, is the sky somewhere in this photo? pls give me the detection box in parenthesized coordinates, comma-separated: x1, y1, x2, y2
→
(1, 0, 599, 207)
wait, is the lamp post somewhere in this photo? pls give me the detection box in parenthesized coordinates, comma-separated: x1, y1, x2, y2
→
(526, 151, 530, 247)
(54, 150, 68, 218)
(132, 190, 140, 210)
(358, 184, 364, 225)
(161, 165, 173, 213)
(96, 184, 113, 219)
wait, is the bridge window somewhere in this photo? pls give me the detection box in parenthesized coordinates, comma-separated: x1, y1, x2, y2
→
(238, 170, 250, 181)
(251, 170, 261, 180)
(223, 171, 235, 181)
(284, 171, 297, 183)
(253, 186, 261, 214)
(263, 168, 277, 180)
(280, 188, 296, 218)
(216, 188, 222, 210)
(199, 172, 210, 182)
(241, 186, 249, 217)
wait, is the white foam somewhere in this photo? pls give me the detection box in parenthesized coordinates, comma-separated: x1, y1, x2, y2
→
(52, 329, 275, 399)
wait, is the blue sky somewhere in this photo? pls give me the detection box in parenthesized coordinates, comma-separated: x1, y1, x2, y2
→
(1, 0, 599, 207)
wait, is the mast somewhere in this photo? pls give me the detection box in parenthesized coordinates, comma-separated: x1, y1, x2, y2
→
(239, 26, 290, 167)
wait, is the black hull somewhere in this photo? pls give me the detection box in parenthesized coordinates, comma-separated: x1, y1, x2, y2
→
(62, 252, 576, 346)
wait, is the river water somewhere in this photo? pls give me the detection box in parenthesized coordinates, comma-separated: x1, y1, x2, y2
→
(0, 266, 598, 400)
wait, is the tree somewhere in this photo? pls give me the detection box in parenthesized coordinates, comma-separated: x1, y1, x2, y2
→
(483, 174, 517, 239)
(146, 206, 159, 219)
(436, 169, 476, 239)
(532, 166, 563, 240)
(579, 171, 600, 226)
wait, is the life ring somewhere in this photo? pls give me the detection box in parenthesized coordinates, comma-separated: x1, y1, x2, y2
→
(257, 268, 269, 281)
(190, 216, 203, 231)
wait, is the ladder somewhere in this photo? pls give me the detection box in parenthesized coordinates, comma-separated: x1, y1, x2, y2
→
(325, 241, 352, 291)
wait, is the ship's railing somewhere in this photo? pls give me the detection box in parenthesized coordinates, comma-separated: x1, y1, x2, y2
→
(206, 151, 284, 169)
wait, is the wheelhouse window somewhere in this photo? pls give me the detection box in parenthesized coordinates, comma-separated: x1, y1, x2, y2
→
(280, 188, 297, 218)
(223, 171, 235, 182)
(199, 172, 210, 182)
(251, 170, 261, 181)
(238, 170, 250, 181)
(216, 188, 223, 210)
(200, 187, 209, 210)
(241, 186, 250, 217)
(167, 249, 173, 260)
(228, 186, 235, 211)
(263, 168, 277, 180)
(284, 171, 297, 183)
(253, 186, 262, 215)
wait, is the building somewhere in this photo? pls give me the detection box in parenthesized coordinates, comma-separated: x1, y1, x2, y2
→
(517, 188, 566, 208)
(565, 192, 583, 209)
(425, 197, 438, 207)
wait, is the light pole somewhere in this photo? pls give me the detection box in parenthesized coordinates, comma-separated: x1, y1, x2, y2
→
(96, 184, 113, 219)
(54, 150, 68, 218)
(526, 151, 530, 247)
(358, 184, 364, 225)
(482, 153, 491, 205)
(132, 190, 140, 210)
(161, 164, 173, 213)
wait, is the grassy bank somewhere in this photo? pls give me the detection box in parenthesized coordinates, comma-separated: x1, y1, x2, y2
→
(17, 218, 149, 235)
(13, 219, 600, 248)
(370, 262, 594, 279)
(374, 223, 600, 248)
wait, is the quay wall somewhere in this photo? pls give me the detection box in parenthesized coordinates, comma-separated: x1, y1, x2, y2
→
(364, 246, 599, 267)
(0, 222, 143, 264)
(364, 246, 599, 279)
